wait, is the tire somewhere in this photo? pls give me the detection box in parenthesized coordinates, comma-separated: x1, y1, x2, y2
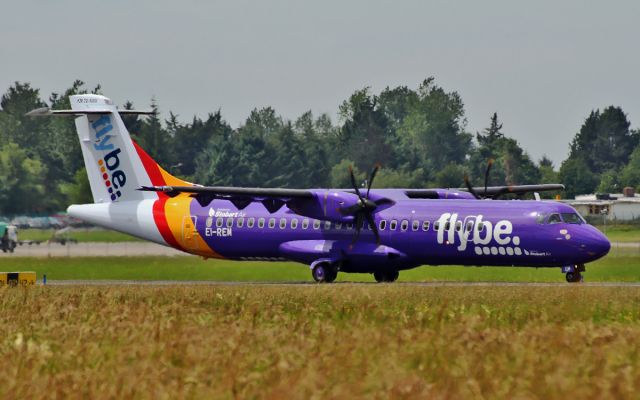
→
(374, 270, 399, 283)
(566, 272, 582, 283)
(325, 269, 337, 283)
(312, 263, 328, 283)
(389, 270, 399, 282)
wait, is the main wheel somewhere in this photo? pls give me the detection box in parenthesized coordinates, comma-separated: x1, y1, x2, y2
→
(312, 263, 337, 283)
(389, 270, 399, 282)
(374, 271, 386, 283)
(374, 270, 399, 283)
(312, 264, 328, 283)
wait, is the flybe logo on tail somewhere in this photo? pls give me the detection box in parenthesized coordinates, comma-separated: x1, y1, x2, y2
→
(91, 115, 127, 201)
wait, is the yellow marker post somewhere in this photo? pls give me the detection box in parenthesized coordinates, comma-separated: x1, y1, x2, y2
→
(0, 272, 36, 287)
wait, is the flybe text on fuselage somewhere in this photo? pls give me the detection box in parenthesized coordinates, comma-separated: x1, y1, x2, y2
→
(91, 115, 127, 201)
(435, 213, 520, 252)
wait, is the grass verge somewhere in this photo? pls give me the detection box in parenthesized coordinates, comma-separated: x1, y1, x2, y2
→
(1, 285, 640, 398)
(18, 228, 141, 243)
(0, 249, 639, 282)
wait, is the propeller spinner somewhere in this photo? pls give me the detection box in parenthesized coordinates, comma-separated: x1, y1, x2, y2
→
(339, 165, 391, 246)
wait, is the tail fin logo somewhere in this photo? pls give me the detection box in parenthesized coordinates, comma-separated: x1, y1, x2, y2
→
(91, 116, 127, 201)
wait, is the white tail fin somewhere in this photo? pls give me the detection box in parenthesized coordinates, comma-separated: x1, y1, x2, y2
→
(68, 94, 156, 202)
(27, 94, 191, 204)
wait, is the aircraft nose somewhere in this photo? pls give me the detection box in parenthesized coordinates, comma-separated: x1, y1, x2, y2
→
(579, 226, 610, 261)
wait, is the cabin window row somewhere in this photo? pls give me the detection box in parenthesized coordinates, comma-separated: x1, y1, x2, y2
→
(212, 217, 436, 232)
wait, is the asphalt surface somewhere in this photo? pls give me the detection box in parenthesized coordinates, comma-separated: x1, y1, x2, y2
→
(0, 242, 187, 257)
(1, 241, 638, 258)
(41, 280, 640, 287)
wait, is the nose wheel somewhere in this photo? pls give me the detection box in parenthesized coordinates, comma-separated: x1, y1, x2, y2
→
(564, 263, 585, 283)
(565, 271, 583, 283)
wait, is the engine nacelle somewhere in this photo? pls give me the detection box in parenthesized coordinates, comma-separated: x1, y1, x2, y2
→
(287, 190, 392, 223)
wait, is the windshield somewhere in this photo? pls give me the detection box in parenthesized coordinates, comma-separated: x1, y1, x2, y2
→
(561, 213, 584, 224)
(547, 213, 562, 224)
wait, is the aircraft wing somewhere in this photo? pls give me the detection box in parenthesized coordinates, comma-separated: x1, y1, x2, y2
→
(139, 185, 314, 212)
(459, 184, 565, 198)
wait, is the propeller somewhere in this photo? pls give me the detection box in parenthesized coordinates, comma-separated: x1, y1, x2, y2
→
(339, 165, 389, 246)
(464, 159, 495, 200)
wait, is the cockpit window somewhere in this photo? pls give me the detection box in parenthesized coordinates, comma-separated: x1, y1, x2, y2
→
(561, 213, 583, 224)
(547, 213, 562, 224)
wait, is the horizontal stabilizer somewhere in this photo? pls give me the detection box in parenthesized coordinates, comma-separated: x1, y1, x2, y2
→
(25, 107, 154, 117)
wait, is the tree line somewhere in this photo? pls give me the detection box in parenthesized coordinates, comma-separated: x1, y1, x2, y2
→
(0, 78, 638, 215)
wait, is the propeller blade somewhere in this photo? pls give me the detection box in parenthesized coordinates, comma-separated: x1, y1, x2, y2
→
(349, 165, 364, 201)
(365, 213, 380, 246)
(366, 164, 380, 198)
(483, 159, 494, 197)
(352, 212, 364, 245)
(464, 174, 481, 200)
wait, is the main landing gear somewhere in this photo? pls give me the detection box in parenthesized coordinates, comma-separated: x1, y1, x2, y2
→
(563, 264, 586, 283)
(373, 270, 399, 283)
(312, 262, 338, 283)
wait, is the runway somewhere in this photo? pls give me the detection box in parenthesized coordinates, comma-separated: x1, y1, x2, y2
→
(2, 241, 638, 258)
(41, 280, 640, 287)
(0, 241, 187, 257)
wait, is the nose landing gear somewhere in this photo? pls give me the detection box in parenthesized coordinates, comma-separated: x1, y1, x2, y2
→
(562, 264, 585, 283)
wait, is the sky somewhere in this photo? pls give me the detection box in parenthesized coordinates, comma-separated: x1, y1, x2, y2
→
(2, 0, 639, 166)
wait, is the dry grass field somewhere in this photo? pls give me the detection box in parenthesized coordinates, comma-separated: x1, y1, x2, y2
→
(2, 285, 640, 399)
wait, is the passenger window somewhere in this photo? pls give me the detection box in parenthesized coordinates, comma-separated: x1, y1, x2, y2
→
(379, 220, 387, 231)
(258, 218, 265, 228)
(291, 219, 298, 229)
(401, 220, 409, 231)
(422, 221, 430, 231)
(547, 214, 562, 224)
(279, 218, 287, 229)
(390, 220, 397, 230)
(444, 221, 450, 231)
(335, 223, 342, 230)
(268, 218, 276, 229)
(434, 221, 440, 230)
(455, 221, 462, 232)
(248, 218, 255, 228)
(216, 218, 223, 228)
(226, 218, 233, 228)
(313, 220, 320, 230)
(477, 222, 484, 232)
(346, 223, 353, 230)
(412, 220, 420, 231)
(324, 221, 331, 230)
(465, 221, 473, 232)
(302, 219, 309, 229)
(237, 218, 244, 228)
(535, 213, 547, 224)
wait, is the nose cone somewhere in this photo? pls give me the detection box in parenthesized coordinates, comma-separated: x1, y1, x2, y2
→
(579, 226, 611, 261)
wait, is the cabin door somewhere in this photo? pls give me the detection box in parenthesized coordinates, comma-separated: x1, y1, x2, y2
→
(182, 216, 198, 251)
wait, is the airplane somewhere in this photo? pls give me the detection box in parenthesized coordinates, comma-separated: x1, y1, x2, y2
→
(27, 94, 610, 283)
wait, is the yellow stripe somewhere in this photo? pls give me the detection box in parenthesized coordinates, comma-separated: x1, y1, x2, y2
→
(163, 195, 223, 259)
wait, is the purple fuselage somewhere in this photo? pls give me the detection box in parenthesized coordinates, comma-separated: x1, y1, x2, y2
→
(189, 189, 610, 273)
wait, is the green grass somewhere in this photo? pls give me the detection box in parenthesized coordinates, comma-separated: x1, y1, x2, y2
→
(595, 224, 640, 242)
(2, 249, 639, 282)
(18, 228, 142, 243)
